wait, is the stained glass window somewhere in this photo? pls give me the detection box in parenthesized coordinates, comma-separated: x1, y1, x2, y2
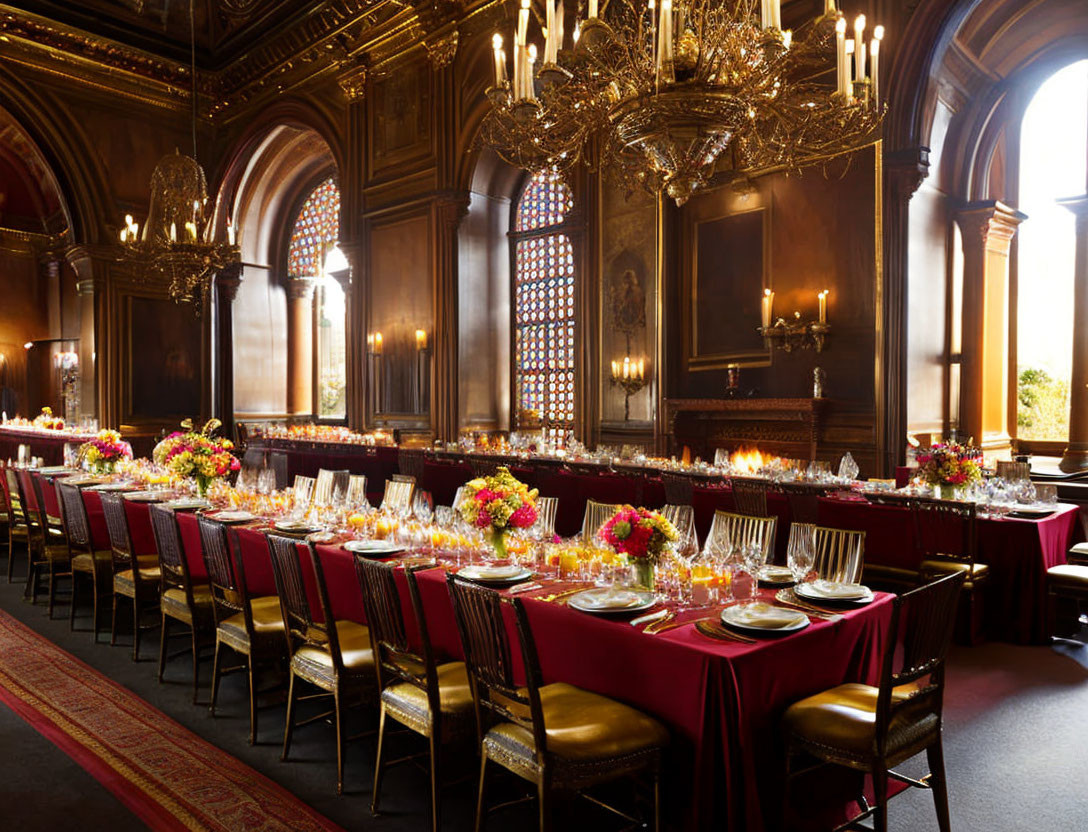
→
(513, 171, 576, 438)
(287, 177, 340, 279)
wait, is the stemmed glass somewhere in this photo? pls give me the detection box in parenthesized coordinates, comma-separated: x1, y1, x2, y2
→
(413, 490, 434, 524)
(787, 528, 816, 585)
(740, 541, 766, 606)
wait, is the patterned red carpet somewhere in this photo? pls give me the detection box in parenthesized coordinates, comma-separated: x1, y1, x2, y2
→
(0, 609, 344, 832)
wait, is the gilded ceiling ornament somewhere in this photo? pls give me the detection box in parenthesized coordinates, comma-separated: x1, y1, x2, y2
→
(337, 61, 368, 101)
(425, 31, 460, 70)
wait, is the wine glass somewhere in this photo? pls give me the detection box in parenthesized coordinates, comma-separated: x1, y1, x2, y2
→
(787, 529, 815, 585)
(740, 541, 766, 605)
(413, 490, 434, 523)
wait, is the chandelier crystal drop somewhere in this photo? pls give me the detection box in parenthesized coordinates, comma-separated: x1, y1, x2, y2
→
(481, 0, 885, 205)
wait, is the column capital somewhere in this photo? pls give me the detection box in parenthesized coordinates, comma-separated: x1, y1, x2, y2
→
(216, 262, 244, 304)
(287, 276, 318, 300)
(955, 200, 1027, 255)
(1057, 194, 1088, 219)
(884, 146, 931, 199)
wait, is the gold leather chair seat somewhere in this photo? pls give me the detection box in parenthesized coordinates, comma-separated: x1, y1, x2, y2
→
(862, 564, 921, 586)
(1047, 564, 1088, 598)
(114, 565, 163, 594)
(217, 595, 285, 646)
(381, 661, 474, 738)
(782, 682, 938, 767)
(10, 523, 28, 540)
(41, 542, 71, 562)
(292, 620, 374, 678)
(920, 559, 989, 585)
(0, 510, 8, 523)
(1067, 542, 1088, 566)
(161, 584, 213, 622)
(483, 682, 668, 785)
(71, 550, 112, 573)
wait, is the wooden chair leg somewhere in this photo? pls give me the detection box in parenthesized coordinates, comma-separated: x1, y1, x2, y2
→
(333, 687, 344, 795)
(926, 736, 952, 832)
(371, 705, 387, 814)
(652, 767, 661, 832)
(190, 626, 202, 705)
(247, 657, 258, 745)
(428, 732, 442, 832)
(69, 573, 79, 630)
(282, 672, 298, 762)
(872, 764, 889, 832)
(131, 594, 141, 661)
(474, 753, 490, 832)
(158, 614, 170, 682)
(208, 640, 224, 716)
(47, 561, 56, 618)
(537, 775, 552, 832)
(110, 593, 119, 646)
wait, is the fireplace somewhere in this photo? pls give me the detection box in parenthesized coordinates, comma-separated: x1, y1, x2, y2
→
(664, 398, 827, 462)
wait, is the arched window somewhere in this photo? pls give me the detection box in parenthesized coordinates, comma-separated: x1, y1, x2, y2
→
(511, 171, 576, 440)
(1016, 60, 1088, 442)
(287, 177, 346, 419)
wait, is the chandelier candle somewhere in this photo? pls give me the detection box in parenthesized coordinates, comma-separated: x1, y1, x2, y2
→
(836, 17, 847, 96)
(871, 26, 884, 106)
(844, 39, 856, 102)
(492, 34, 506, 86)
(854, 15, 866, 82)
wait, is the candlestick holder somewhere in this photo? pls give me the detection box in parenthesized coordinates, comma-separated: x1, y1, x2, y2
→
(610, 371, 648, 422)
(757, 315, 831, 353)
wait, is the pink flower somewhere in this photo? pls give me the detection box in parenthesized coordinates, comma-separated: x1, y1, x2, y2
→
(509, 503, 537, 528)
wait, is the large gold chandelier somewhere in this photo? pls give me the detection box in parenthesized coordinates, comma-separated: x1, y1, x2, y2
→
(481, 0, 884, 204)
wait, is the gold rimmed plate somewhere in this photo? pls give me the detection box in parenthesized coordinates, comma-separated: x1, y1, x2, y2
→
(567, 588, 656, 615)
(721, 602, 809, 635)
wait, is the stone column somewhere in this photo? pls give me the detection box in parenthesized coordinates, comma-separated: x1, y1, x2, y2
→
(955, 201, 1026, 457)
(1058, 195, 1088, 472)
(215, 264, 243, 436)
(286, 277, 317, 417)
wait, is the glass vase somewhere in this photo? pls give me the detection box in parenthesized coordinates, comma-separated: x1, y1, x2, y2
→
(489, 529, 508, 561)
(632, 559, 656, 591)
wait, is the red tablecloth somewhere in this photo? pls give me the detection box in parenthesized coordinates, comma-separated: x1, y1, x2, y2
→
(817, 497, 1079, 643)
(420, 459, 474, 507)
(0, 426, 77, 466)
(159, 505, 892, 832)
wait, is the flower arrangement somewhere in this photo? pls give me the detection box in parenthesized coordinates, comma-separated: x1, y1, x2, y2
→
(153, 418, 240, 496)
(598, 506, 678, 563)
(915, 442, 982, 491)
(33, 406, 65, 430)
(78, 429, 132, 474)
(457, 466, 539, 558)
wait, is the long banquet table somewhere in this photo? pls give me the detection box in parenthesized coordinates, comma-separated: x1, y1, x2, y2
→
(67, 485, 893, 832)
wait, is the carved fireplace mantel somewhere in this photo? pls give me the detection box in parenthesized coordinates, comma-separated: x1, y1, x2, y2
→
(664, 398, 828, 461)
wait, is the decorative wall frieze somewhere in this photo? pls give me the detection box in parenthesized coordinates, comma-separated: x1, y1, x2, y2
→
(337, 58, 368, 102)
(425, 30, 459, 70)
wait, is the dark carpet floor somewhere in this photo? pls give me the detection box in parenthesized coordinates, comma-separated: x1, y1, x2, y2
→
(1, 556, 1086, 832)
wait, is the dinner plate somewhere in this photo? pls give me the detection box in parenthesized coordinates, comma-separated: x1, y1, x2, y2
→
(87, 483, 135, 493)
(567, 588, 656, 615)
(307, 531, 337, 544)
(721, 602, 809, 634)
(124, 491, 166, 503)
(343, 539, 406, 557)
(757, 565, 796, 586)
(795, 580, 874, 605)
(1007, 505, 1056, 518)
(273, 520, 321, 534)
(36, 466, 72, 476)
(456, 564, 534, 585)
(205, 509, 256, 524)
(165, 499, 210, 512)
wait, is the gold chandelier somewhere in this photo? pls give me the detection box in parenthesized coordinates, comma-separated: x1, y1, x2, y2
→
(119, 151, 238, 308)
(481, 0, 885, 204)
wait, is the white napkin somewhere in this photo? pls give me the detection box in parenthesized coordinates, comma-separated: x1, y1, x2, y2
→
(726, 602, 806, 629)
(579, 589, 640, 609)
(810, 580, 868, 599)
(469, 564, 521, 579)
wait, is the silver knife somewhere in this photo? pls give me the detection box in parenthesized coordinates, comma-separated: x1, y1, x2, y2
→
(630, 608, 669, 628)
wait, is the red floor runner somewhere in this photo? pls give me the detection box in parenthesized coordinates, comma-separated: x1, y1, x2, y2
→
(0, 609, 344, 832)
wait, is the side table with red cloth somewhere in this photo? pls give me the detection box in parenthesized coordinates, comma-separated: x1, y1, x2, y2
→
(0, 426, 72, 466)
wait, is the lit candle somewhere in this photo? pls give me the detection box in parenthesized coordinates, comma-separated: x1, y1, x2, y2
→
(119, 228, 126, 243)
(818, 290, 828, 324)
(415, 329, 427, 350)
(492, 33, 506, 86)
(835, 17, 847, 97)
(556, 0, 564, 50)
(170, 222, 177, 243)
(770, 0, 781, 30)
(518, 0, 530, 44)
(760, 0, 769, 29)
(526, 43, 537, 99)
(761, 288, 774, 329)
(611, 360, 619, 379)
(871, 25, 884, 106)
(825, 0, 836, 14)
(658, 0, 673, 70)
(844, 39, 855, 103)
(854, 15, 866, 82)
(637, 358, 645, 380)
(588, 0, 598, 19)
(782, 29, 792, 50)
(545, 0, 555, 64)
(227, 218, 235, 246)
(623, 356, 630, 380)
(373, 332, 383, 354)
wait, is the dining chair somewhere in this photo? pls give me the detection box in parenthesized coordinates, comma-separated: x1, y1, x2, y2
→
(381, 478, 415, 512)
(57, 480, 113, 640)
(812, 525, 866, 584)
(659, 472, 694, 506)
(1045, 561, 1088, 640)
(912, 498, 988, 643)
(778, 480, 831, 524)
(781, 572, 966, 832)
(731, 477, 773, 517)
(346, 474, 368, 506)
(269, 535, 375, 793)
(708, 510, 777, 561)
(149, 503, 213, 703)
(101, 491, 161, 661)
(355, 558, 473, 831)
(447, 575, 668, 832)
(532, 496, 559, 541)
(580, 500, 619, 545)
(201, 516, 287, 744)
(3, 468, 29, 583)
(314, 468, 350, 505)
(25, 472, 72, 614)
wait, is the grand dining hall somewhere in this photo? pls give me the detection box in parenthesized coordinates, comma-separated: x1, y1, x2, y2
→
(2, 1, 1088, 831)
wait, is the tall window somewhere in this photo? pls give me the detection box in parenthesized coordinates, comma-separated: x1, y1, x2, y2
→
(512, 171, 576, 439)
(1017, 61, 1088, 442)
(287, 177, 346, 419)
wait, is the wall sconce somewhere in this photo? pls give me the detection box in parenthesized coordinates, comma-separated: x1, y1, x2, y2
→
(609, 355, 648, 421)
(415, 329, 430, 414)
(367, 332, 384, 355)
(756, 289, 831, 352)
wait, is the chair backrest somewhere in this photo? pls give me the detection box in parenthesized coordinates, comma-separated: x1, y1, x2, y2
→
(4, 468, 24, 523)
(314, 468, 350, 505)
(447, 575, 547, 756)
(99, 491, 138, 575)
(532, 496, 559, 540)
(397, 447, 427, 482)
(198, 517, 250, 629)
(874, 573, 966, 758)
(56, 480, 93, 555)
(787, 522, 817, 557)
(912, 498, 978, 567)
(381, 478, 414, 511)
(24, 471, 51, 544)
(996, 460, 1030, 482)
(392, 473, 417, 484)
(659, 472, 694, 506)
(812, 525, 866, 583)
(266, 534, 317, 656)
(269, 451, 289, 490)
(778, 480, 826, 523)
(149, 503, 193, 597)
(731, 477, 772, 517)
(581, 500, 619, 545)
(662, 503, 695, 541)
(708, 510, 777, 558)
(302, 541, 348, 676)
(346, 474, 368, 506)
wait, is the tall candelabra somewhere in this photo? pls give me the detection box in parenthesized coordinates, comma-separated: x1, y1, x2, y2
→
(610, 356, 648, 421)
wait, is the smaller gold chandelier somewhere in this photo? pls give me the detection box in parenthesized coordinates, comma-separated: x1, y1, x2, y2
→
(119, 150, 239, 310)
(481, 0, 885, 205)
